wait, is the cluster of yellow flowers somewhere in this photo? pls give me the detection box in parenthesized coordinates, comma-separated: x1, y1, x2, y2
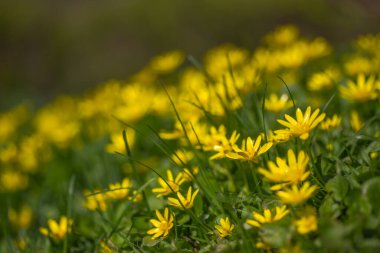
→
(2, 25, 379, 252)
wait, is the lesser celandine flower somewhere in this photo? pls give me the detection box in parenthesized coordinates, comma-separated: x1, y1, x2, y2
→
(0, 170, 29, 192)
(307, 67, 340, 91)
(168, 186, 199, 210)
(226, 136, 272, 162)
(83, 189, 108, 212)
(277, 106, 326, 140)
(265, 93, 292, 113)
(152, 169, 185, 197)
(350, 110, 363, 132)
(320, 114, 342, 131)
(210, 130, 240, 160)
(215, 217, 235, 237)
(105, 129, 135, 154)
(246, 206, 289, 228)
(276, 182, 317, 205)
(8, 205, 33, 230)
(147, 208, 174, 239)
(39, 216, 73, 240)
(149, 50, 184, 74)
(294, 214, 318, 234)
(258, 149, 309, 190)
(106, 178, 132, 200)
(339, 74, 378, 102)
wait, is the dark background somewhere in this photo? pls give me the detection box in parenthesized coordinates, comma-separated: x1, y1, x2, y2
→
(1, 0, 379, 110)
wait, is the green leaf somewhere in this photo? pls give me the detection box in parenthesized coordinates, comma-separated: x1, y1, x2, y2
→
(325, 175, 349, 201)
(362, 177, 380, 213)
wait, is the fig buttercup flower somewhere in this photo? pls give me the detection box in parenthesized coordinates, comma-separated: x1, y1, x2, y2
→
(106, 178, 132, 200)
(83, 189, 108, 212)
(215, 217, 235, 237)
(147, 208, 174, 239)
(258, 149, 309, 190)
(246, 206, 289, 227)
(39, 216, 73, 240)
(226, 136, 272, 162)
(265, 93, 292, 113)
(350, 110, 363, 132)
(276, 182, 317, 205)
(8, 205, 33, 230)
(277, 106, 325, 140)
(294, 214, 318, 234)
(168, 186, 199, 210)
(320, 114, 342, 131)
(339, 74, 377, 102)
(152, 169, 185, 197)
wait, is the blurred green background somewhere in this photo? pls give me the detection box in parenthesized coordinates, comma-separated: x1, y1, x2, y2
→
(1, 0, 379, 110)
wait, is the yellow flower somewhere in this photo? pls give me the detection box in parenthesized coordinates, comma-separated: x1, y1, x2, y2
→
(147, 208, 174, 239)
(105, 129, 135, 154)
(152, 169, 185, 197)
(307, 67, 340, 91)
(350, 110, 363, 132)
(226, 136, 272, 162)
(258, 149, 309, 190)
(178, 168, 198, 183)
(265, 93, 292, 113)
(277, 106, 326, 140)
(320, 114, 342, 131)
(83, 189, 108, 212)
(268, 129, 292, 144)
(215, 217, 235, 237)
(149, 50, 184, 74)
(106, 178, 132, 200)
(246, 206, 289, 227)
(0, 170, 29, 192)
(8, 205, 33, 230)
(99, 240, 116, 253)
(294, 214, 318, 234)
(210, 130, 240, 160)
(339, 74, 378, 102)
(128, 190, 143, 203)
(168, 186, 199, 210)
(276, 182, 317, 205)
(39, 216, 73, 240)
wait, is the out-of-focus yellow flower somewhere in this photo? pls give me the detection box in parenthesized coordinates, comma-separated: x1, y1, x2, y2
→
(147, 208, 174, 239)
(350, 110, 363, 132)
(277, 106, 326, 140)
(99, 240, 116, 253)
(39, 216, 73, 240)
(204, 44, 248, 78)
(265, 25, 299, 46)
(8, 205, 33, 230)
(246, 206, 289, 227)
(178, 168, 198, 183)
(256, 241, 272, 251)
(320, 114, 342, 131)
(339, 74, 378, 102)
(83, 189, 108, 212)
(265, 93, 292, 113)
(225, 136, 272, 162)
(16, 238, 27, 251)
(258, 149, 309, 190)
(210, 130, 240, 160)
(0, 104, 28, 142)
(276, 182, 317, 205)
(307, 67, 341, 91)
(215, 217, 235, 237)
(0, 170, 28, 192)
(105, 129, 135, 154)
(152, 169, 185, 197)
(106, 178, 132, 200)
(268, 129, 292, 144)
(171, 150, 194, 166)
(344, 56, 375, 75)
(168, 186, 199, 210)
(128, 190, 143, 203)
(294, 214, 318, 234)
(279, 244, 303, 253)
(356, 34, 380, 54)
(150, 50, 184, 74)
